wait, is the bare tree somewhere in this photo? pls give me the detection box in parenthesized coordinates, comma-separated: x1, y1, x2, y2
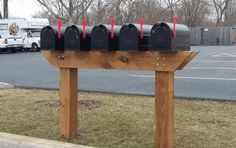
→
(176, 0, 210, 27)
(212, 0, 231, 26)
(3, 0, 8, 18)
(90, 0, 161, 24)
(89, 0, 111, 24)
(32, 11, 57, 24)
(224, 0, 236, 26)
(121, 0, 167, 24)
(34, 0, 224, 27)
(106, 0, 126, 24)
(163, 0, 182, 21)
(37, 0, 93, 24)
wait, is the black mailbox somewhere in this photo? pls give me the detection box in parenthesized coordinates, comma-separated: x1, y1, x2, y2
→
(119, 24, 152, 51)
(91, 24, 121, 51)
(150, 22, 190, 51)
(64, 25, 81, 50)
(64, 25, 92, 51)
(40, 25, 65, 51)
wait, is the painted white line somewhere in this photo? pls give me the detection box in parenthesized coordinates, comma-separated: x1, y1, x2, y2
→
(0, 82, 11, 85)
(0, 82, 14, 88)
(193, 60, 236, 63)
(212, 53, 236, 58)
(130, 75, 236, 81)
(131, 75, 154, 78)
(186, 67, 236, 70)
(175, 76, 236, 81)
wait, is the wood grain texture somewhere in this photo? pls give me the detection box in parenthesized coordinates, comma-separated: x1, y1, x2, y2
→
(59, 68, 78, 139)
(42, 51, 198, 71)
(177, 51, 198, 70)
(41, 50, 198, 146)
(155, 71, 174, 148)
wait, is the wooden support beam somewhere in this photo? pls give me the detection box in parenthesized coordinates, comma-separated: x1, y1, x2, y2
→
(42, 51, 198, 72)
(59, 68, 78, 139)
(155, 71, 174, 148)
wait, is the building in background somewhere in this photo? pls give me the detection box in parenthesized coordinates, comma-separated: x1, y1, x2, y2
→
(190, 27, 236, 45)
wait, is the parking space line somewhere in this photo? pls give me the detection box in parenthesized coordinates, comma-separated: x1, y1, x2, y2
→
(130, 75, 236, 81)
(0, 82, 11, 85)
(212, 53, 236, 58)
(193, 60, 236, 63)
(175, 76, 236, 81)
(0, 82, 14, 88)
(185, 67, 236, 70)
(130, 75, 154, 78)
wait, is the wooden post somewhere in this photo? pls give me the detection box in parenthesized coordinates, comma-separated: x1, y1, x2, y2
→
(155, 71, 174, 148)
(59, 68, 78, 139)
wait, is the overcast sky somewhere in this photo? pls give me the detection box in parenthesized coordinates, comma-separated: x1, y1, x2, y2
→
(2, 0, 41, 18)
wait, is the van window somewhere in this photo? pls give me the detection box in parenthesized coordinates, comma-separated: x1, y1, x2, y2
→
(27, 32, 33, 37)
(31, 31, 40, 37)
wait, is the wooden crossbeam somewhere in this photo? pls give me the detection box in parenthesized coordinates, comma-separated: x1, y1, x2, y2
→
(42, 51, 198, 72)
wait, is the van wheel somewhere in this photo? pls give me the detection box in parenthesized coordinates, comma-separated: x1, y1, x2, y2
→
(31, 43, 38, 52)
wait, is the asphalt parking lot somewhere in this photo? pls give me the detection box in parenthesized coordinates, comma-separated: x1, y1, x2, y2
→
(0, 46, 236, 101)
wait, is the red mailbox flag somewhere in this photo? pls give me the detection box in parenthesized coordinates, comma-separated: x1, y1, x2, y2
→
(173, 16, 177, 38)
(111, 17, 115, 39)
(139, 17, 144, 39)
(57, 19, 62, 39)
(82, 19, 87, 39)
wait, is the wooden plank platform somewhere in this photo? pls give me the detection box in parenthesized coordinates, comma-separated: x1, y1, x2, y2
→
(42, 51, 198, 71)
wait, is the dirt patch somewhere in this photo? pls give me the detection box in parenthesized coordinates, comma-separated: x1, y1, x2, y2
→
(35, 100, 102, 110)
(79, 100, 102, 110)
(37, 100, 59, 108)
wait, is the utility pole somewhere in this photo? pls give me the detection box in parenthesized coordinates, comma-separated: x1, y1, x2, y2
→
(3, 0, 8, 18)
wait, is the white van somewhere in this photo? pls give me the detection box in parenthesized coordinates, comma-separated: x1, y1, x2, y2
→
(0, 18, 49, 52)
(23, 29, 41, 51)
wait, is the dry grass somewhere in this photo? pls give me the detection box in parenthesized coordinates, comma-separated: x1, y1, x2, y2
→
(0, 88, 235, 148)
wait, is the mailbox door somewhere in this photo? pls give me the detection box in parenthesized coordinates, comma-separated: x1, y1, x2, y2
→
(91, 25, 109, 50)
(40, 26, 56, 50)
(151, 22, 190, 51)
(150, 23, 172, 51)
(41, 26, 65, 51)
(119, 24, 139, 51)
(64, 25, 81, 50)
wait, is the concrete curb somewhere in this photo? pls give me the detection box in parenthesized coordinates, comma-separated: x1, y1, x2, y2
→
(0, 82, 14, 89)
(0, 132, 95, 148)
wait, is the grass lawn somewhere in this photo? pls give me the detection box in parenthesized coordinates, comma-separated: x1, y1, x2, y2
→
(0, 88, 235, 148)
